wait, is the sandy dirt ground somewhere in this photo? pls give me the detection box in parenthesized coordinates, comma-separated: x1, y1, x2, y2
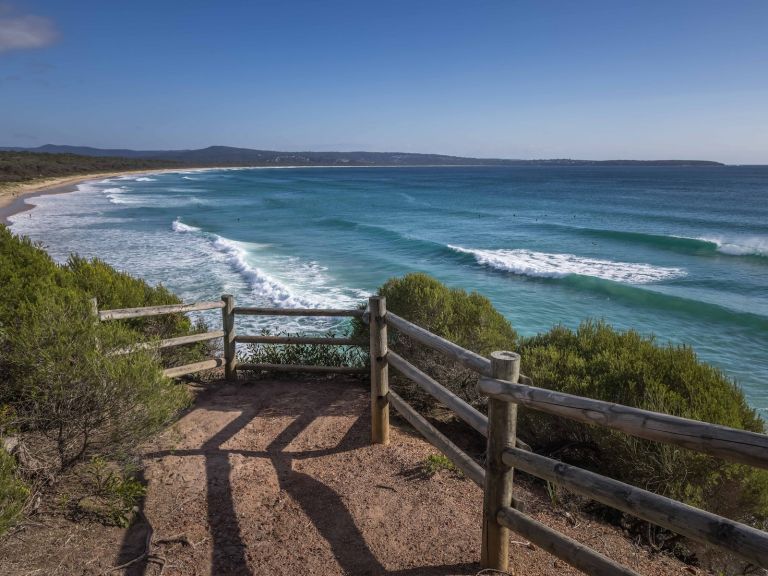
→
(0, 377, 703, 575)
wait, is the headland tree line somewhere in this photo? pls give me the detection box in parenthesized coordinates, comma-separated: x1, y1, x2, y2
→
(0, 146, 724, 185)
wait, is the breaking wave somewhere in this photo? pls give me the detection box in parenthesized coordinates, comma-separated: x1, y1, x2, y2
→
(448, 245, 685, 284)
(171, 219, 366, 308)
(540, 224, 768, 259)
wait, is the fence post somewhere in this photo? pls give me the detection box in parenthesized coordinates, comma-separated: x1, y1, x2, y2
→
(222, 294, 236, 380)
(369, 296, 390, 444)
(90, 297, 101, 352)
(481, 350, 520, 571)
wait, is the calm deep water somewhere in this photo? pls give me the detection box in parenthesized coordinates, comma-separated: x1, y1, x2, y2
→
(10, 166, 768, 411)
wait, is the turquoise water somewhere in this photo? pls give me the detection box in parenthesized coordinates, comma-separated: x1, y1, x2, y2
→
(9, 166, 768, 411)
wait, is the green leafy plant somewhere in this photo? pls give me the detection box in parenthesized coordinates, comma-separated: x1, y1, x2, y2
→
(352, 272, 517, 411)
(79, 456, 146, 527)
(0, 448, 29, 536)
(422, 453, 460, 477)
(0, 226, 194, 486)
(519, 321, 768, 522)
(545, 481, 561, 507)
(240, 328, 368, 374)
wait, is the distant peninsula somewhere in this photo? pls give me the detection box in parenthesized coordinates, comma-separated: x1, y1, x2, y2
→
(1, 144, 725, 168)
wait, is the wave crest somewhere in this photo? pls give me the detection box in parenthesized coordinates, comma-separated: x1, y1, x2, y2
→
(171, 219, 365, 308)
(449, 245, 685, 284)
(171, 219, 200, 233)
(697, 236, 768, 258)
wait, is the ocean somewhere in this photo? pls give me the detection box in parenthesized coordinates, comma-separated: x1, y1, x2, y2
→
(8, 165, 768, 411)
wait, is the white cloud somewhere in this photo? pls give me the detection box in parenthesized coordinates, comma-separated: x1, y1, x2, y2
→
(0, 10, 57, 54)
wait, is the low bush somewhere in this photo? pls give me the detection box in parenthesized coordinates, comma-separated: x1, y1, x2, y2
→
(0, 227, 196, 534)
(519, 321, 768, 523)
(4, 294, 190, 472)
(422, 453, 460, 477)
(0, 448, 29, 535)
(353, 273, 517, 410)
(239, 328, 367, 375)
(361, 274, 768, 525)
(372, 273, 517, 353)
(76, 457, 146, 527)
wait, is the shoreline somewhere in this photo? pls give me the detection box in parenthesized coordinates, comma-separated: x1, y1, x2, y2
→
(0, 168, 196, 225)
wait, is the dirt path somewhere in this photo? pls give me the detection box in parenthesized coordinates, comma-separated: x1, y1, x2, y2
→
(0, 378, 699, 575)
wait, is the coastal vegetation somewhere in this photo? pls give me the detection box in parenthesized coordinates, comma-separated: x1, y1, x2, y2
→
(0, 226, 200, 533)
(372, 273, 768, 529)
(240, 328, 367, 374)
(1, 145, 726, 169)
(354, 273, 517, 409)
(0, 151, 178, 185)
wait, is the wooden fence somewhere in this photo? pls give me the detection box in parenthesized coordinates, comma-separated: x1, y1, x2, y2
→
(95, 294, 366, 379)
(95, 294, 768, 575)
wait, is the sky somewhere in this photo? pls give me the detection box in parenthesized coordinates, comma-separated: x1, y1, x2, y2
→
(0, 0, 766, 163)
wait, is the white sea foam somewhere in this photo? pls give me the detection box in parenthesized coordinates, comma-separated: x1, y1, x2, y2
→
(697, 236, 768, 257)
(134, 177, 157, 182)
(210, 236, 321, 308)
(449, 245, 685, 284)
(170, 219, 366, 308)
(102, 186, 139, 205)
(171, 219, 200, 233)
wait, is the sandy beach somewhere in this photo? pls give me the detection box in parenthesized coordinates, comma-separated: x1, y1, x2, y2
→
(0, 169, 188, 225)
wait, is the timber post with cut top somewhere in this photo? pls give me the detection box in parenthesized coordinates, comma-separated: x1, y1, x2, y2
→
(222, 294, 236, 380)
(369, 296, 390, 444)
(481, 350, 520, 571)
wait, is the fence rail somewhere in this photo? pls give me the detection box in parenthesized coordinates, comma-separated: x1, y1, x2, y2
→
(504, 447, 768, 567)
(93, 293, 768, 575)
(234, 335, 360, 346)
(111, 330, 225, 356)
(233, 306, 364, 317)
(496, 506, 640, 576)
(479, 375, 768, 469)
(98, 300, 224, 321)
(95, 295, 366, 379)
(378, 300, 768, 573)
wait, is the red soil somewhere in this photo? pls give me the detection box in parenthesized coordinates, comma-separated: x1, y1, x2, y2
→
(0, 377, 702, 575)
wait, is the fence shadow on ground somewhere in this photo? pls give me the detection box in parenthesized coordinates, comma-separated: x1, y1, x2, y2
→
(114, 378, 481, 575)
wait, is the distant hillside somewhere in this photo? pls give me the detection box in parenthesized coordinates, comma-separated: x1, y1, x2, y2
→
(0, 145, 725, 167)
(0, 151, 179, 184)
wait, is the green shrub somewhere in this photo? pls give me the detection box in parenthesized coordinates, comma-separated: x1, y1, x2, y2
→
(360, 274, 768, 524)
(77, 456, 146, 527)
(64, 254, 207, 368)
(353, 273, 516, 410)
(0, 448, 29, 536)
(519, 321, 768, 522)
(422, 453, 460, 477)
(0, 226, 194, 483)
(2, 293, 190, 472)
(372, 273, 517, 353)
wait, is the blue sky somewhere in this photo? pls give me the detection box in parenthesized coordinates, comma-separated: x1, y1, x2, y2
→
(1, 1, 766, 163)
